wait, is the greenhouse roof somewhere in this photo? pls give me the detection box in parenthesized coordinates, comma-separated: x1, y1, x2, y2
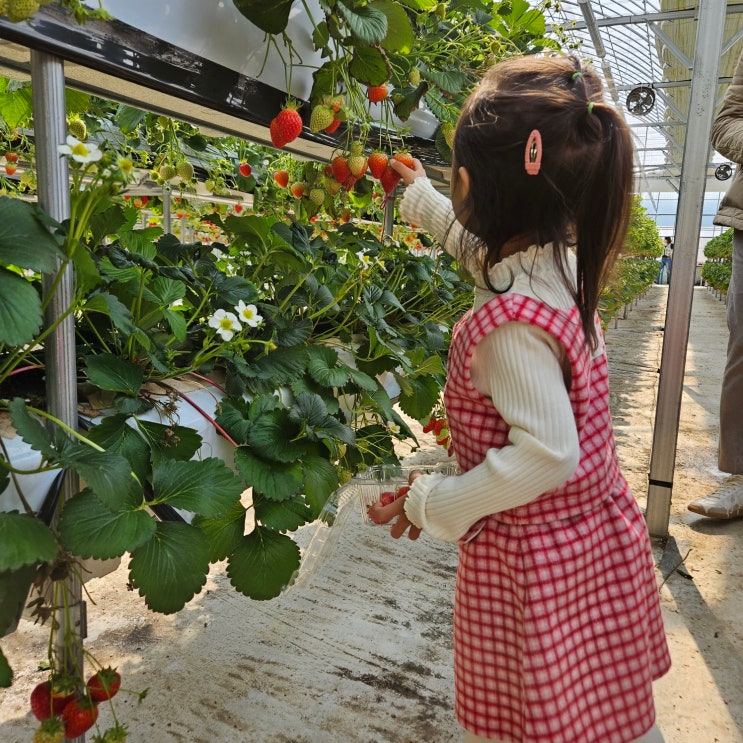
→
(547, 0, 743, 192)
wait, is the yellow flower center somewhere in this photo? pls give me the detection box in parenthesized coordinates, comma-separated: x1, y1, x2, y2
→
(71, 143, 89, 157)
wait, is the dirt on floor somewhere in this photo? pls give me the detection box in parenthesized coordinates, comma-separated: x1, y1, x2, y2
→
(1, 284, 742, 743)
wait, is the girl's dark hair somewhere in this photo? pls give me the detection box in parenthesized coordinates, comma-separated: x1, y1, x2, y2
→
(451, 53, 634, 350)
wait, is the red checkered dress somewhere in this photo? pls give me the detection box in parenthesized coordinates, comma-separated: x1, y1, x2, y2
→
(444, 293, 671, 743)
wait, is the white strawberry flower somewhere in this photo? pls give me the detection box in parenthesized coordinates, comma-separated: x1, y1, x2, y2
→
(208, 309, 241, 341)
(235, 301, 263, 328)
(387, 421, 401, 435)
(357, 250, 371, 267)
(58, 135, 102, 163)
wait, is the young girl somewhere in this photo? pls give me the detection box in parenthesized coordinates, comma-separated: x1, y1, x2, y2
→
(372, 54, 671, 743)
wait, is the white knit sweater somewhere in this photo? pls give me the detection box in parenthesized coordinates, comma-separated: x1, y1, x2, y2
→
(399, 178, 595, 542)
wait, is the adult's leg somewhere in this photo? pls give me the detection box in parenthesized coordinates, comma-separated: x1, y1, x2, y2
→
(688, 228, 743, 518)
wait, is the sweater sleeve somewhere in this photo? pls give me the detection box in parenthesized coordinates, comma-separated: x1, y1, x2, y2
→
(712, 52, 743, 162)
(403, 322, 580, 542)
(397, 177, 467, 261)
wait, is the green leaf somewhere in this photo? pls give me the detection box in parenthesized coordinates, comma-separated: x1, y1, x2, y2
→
(85, 354, 144, 396)
(0, 85, 33, 128)
(397, 374, 441, 419)
(234, 447, 303, 501)
(214, 396, 252, 445)
(0, 268, 43, 347)
(59, 489, 155, 559)
(255, 493, 311, 531)
(65, 87, 91, 115)
(0, 197, 64, 272)
(0, 645, 14, 687)
(371, 0, 415, 52)
(0, 512, 58, 570)
(227, 527, 300, 600)
(0, 564, 36, 640)
(56, 437, 141, 511)
(301, 455, 339, 514)
(162, 307, 187, 342)
(306, 345, 351, 387)
(87, 414, 151, 484)
(272, 317, 313, 348)
(347, 367, 378, 392)
(82, 292, 137, 336)
(348, 45, 390, 87)
(136, 420, 203, 464)
(151, 458, 243, 517)
(338, 1, 388, 44)
(128, 521, 210, 613)
(232, 0, 295, 34)
(114, 104, 148, 133)
(8, 398, 55, 458)
(247, 408, 308, 463)
(192, 501, 246, 562)
(290, 392, 356, 447)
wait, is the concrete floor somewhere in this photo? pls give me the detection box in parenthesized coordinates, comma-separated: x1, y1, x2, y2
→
(1, 284, 742, 742)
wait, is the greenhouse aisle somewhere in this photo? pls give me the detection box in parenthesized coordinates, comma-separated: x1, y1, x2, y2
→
(1, 284, 742, 743)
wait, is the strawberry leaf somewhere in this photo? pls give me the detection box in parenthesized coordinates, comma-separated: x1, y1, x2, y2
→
(192, 501, 246, 562)
(227, 527, 300, 600)
(349, 45, 390, 87)
(371, 0, 415, 53)
(8, 398, 55, 458)
(129, 521, 210, 613)
(0, 512, 57, 570)
(254, 493, 312, 531)
(337, 1, 388, 45)
(306, 346, 351, 387)
(0, 645, 13, 687)
(234, 447, 303, 502)
(135, 420, 203, 465)
(0, 269, 43, 347)
(397, 374, 441, 420)
(84, 353, 144, 396)
(151, 458, 243, 517)
(301, 455, 339, 515)
(58, 489, 155, 559)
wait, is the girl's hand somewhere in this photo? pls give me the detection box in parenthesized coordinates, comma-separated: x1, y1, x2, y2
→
(388, 157, 427, 186)
(369, 497, 422, 540)
(368, 469, 425, 540)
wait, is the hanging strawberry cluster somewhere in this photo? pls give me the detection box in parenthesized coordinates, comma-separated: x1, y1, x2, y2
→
(422, 410, 451, 454)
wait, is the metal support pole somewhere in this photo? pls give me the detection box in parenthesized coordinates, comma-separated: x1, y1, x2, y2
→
(382, 189, 396, 238)
(30, 50, 85, 742)
(162, 183, 172, 234)
(645, 0, 727, 537)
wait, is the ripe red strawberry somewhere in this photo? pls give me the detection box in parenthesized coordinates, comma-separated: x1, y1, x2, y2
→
(238, 162, 252, 178)
(269, 101, 303, 148)
(324, 116, 341, 134)
(395, 485, 410, 499)
(290, 181, 306, 198)
(32, 716, 65, 743)
(393, 151, 415, 169)
(30, 681, 74, 721)
(367, 83, 389, 103)
(379, 165, 401, 195)
(60, 697, 99, 738)
(367, 151, 388, 179)
(331, 155, 351, 184)
(5, 163, 18, 176)
(379, 490, 396, 506)
(5, 151, 19, 163)
(273, 169, 289, 188)
(86, 667, 121, 702)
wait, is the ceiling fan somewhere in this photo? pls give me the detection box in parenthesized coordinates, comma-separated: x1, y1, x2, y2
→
(715, 163, 733, 181)
(625, 86, 656, 116)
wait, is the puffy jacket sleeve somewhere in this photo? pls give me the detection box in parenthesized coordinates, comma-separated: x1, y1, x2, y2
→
(712, 51, 743, 162)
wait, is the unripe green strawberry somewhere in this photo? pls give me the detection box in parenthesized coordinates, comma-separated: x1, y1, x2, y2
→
(33, 716, 65, 743)
(67, 118, 87, 141)
(0, 0, 10, 14)
(309, 104, 335, 133)
(347, 153, 368, 178)
(176, 160, 194, 180)
(309, 187, 325, 206)
(441, 121, 455, 149)
(204, 178, 216, 192)
(159, 164, 176, 181)
(408, 67, 421, 86)
(7, 0, 40, 22)
(349, 141, 364, 157)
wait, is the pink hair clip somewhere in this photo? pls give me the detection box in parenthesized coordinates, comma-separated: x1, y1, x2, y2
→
(524, 129, 542, 176)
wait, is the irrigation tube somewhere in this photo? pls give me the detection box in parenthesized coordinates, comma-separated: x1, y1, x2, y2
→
(30, 50, 86, 742)
(645, 0, 727, 537)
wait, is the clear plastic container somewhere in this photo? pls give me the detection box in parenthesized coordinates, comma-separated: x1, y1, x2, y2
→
(285, 461, 458, 591)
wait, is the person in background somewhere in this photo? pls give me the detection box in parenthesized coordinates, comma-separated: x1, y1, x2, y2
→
(373, 53, 670, 743)
(660, 236, 673, 284)
(687, 50, 743, 519)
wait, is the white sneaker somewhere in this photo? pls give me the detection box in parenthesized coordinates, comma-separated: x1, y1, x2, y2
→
(687, 474, 743, 519)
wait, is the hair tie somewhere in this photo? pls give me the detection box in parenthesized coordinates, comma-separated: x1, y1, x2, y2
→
(524, 129, 542, 176)
(572, 71, 583, 80)
(587, 102, 595, 115)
